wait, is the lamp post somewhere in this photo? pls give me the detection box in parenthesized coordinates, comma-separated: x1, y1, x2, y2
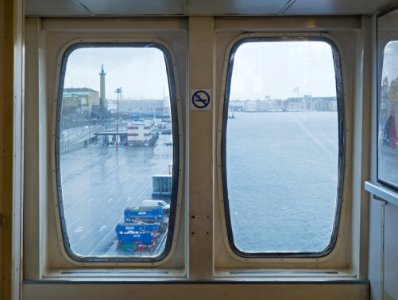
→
(115, 87, 122, 151)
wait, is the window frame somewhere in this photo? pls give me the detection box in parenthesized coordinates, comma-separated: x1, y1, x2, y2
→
(23, 18, 188, 277)
(219, 35, 346, 260)
(55, 42, 180, 263)
(376, 36, 398, 192)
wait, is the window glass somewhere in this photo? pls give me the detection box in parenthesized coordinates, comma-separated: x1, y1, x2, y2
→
(223, 40, 342, 255)
(57, 45, 177, 260)
(378, 41, 398, 189)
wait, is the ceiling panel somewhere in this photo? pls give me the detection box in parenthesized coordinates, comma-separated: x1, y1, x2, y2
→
(26, 0, 91, 16)
(25, 0, 397, 17)
(185, 0, 282, 15)
(285, 0, 395, 15)
(77, 0, 185, 16)
(25, 0, 284, 17)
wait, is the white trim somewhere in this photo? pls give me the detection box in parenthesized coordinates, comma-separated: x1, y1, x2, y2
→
(12, 0, 24, 298)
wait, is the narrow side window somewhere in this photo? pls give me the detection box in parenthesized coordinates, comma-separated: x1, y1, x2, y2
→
(57, 44, 178, 261)
(378, 41, 398, 190)
(222, 39, 344, 257)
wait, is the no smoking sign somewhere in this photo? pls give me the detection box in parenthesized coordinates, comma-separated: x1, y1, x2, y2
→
(191, 89, 211, 110)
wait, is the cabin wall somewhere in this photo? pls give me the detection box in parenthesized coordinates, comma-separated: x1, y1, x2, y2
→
(4, 0, 398, 299)
(384, 205, 398, 299)
(0, 0, 12, 297)
(0, 1, 14, 299)
(368, 182, 398, 300)
(19, 15, 370, 300)
(0, 0, 23, 299)
(351, 16, 372, 280)
(23, 282, 368, 300)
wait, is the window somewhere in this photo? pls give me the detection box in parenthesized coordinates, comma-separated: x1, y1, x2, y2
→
(378, 41, 398, 190)
(57, 44, 178, 261)
(25, 19, 356, 286)
(222, 39, 344, 257)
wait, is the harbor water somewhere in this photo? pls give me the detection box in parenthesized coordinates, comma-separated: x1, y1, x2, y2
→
(227, 111, 338, 253)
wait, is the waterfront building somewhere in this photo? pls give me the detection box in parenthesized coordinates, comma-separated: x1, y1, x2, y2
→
(127, 119, 158, 146)
(63, 87, 100, 113)
(229, 100, 245, 111)
(108, 99, 169, 118)
(244, 100, 257, 112)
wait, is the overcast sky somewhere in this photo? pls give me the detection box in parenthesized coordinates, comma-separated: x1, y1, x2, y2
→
(64, 41, 337, 101)
(382, 41, 398, 84)
(64, 47, 170, 100)
(230, 41, 336, 100)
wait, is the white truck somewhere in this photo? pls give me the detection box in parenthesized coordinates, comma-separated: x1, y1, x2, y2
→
(141, 199, 170, 214)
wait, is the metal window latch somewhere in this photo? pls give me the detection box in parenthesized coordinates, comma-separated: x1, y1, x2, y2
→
(373, 195, 388, 205)
(364, 181, 397, 206)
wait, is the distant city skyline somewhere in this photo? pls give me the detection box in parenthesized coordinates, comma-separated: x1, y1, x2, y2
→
(63, 41, 338, 101)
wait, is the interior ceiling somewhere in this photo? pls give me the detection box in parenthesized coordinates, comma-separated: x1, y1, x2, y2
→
(26, 0, 396, 17)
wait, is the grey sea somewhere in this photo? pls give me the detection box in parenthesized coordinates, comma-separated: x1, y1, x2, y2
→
(227, 111, 338, 253)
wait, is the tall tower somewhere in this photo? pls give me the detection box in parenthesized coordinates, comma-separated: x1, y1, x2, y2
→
(99, 64, 106, 110)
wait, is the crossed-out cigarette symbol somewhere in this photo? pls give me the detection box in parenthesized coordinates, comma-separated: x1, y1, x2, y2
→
(192, 90, 210, 109)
